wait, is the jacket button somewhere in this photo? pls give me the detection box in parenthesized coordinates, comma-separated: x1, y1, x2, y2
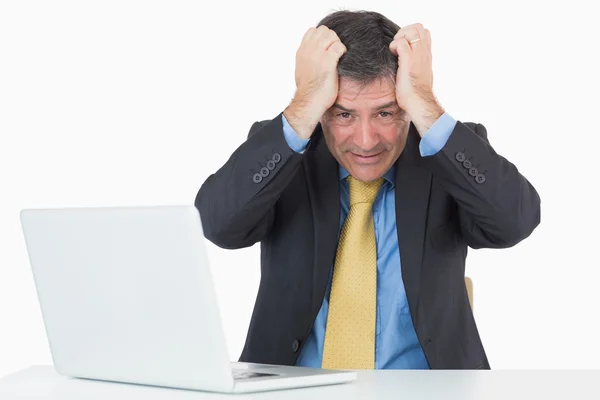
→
(292, 340, 300, 353)
(273, 153, 282, 163)
(266, 160, 276, 170)
(260, 167, 270, 177)
(455, 152, 466, 162)
(252, 173, 262, 184)
(475, 174, 486, 184)
(469, 167, 479, 177)
(462, 159, 472, 169)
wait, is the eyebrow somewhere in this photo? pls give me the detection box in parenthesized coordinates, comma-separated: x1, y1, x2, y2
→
(331, 100, 399, 113)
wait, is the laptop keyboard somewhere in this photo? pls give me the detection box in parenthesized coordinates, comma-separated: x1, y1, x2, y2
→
(232, 369, 279, 380)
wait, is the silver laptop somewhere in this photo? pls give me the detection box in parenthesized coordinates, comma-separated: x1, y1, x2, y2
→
(19, 205, 356, 393)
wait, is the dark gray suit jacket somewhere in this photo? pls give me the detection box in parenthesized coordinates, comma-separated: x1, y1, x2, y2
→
(195, 112, 541, 369)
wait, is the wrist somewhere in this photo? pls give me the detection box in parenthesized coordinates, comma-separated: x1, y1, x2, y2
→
(283, 98, 324, 140)
(406, 94, 445, 136)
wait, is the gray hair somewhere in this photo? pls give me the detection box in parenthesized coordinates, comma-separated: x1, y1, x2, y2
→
(317, 10, 400, 89)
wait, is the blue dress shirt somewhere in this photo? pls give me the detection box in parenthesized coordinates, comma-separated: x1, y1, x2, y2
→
(281, 112, 457, 369)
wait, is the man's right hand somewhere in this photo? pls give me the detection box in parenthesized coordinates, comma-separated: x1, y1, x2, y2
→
(283, 26, 347, 140)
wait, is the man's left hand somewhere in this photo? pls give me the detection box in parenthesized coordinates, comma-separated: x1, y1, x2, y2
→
(389, 23, 445, 135)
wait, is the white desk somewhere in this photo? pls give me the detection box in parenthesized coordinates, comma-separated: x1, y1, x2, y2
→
(1, 366, 599, 399)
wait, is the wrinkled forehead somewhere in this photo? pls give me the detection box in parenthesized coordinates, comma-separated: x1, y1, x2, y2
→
(335, 77, 398, 110)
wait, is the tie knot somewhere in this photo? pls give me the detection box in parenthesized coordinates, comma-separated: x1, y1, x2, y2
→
(347, 176, 384, 207)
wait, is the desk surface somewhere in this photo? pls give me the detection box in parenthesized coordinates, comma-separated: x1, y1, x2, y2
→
(1, 366, 599, 400)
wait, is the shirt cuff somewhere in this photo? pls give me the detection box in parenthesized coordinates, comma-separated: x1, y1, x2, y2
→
(419, 112, 457, 157)
(282, 113, 310, 154)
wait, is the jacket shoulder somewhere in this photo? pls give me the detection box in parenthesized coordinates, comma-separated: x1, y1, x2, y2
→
(247, 118, 275, 139)
(461, 121, 487, 139)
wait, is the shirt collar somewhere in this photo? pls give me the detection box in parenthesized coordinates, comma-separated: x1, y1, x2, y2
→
(338, 163, 396, 188)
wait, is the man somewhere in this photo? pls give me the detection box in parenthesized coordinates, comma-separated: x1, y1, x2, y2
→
(195, 10, 540, 370)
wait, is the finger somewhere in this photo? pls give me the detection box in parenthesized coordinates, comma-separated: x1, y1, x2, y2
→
(317, 31, 341, 52)
(424, 28, 431, 47)
(394, 26, 420, 40)
(391, 37, 412, 63)
(301, 27, 317, 44)
(395, 23, 422, 34)
(313, 25, 331, 40)
(304, 25, 329, 47)
(389, 39, 398, 56)
(389, 37, 412, 56)
(310, 25, 332, 45)
(413, 23, 427, 42)
(407, 23, 426, 38)
(325, 40, 347, 63)
(395, 23, 426, 38)
(394, 27, 421, 47)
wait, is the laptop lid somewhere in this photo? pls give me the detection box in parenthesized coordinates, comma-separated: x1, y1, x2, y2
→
(20, 205, 235, 392)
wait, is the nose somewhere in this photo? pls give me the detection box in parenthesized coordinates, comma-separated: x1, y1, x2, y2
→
(353, 119, 379, 151)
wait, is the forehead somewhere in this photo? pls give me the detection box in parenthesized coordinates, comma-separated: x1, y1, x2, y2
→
(336, 77, 396, 105)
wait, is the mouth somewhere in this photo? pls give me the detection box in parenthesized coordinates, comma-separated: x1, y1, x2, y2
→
(348, 151, 384, 165)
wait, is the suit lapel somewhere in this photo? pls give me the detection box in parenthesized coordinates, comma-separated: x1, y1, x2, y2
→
(395, 123, 432, 322)
(304, 127, 340, 309)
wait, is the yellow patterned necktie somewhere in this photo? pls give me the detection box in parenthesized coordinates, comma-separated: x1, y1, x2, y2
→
(321, 176, 383, 370)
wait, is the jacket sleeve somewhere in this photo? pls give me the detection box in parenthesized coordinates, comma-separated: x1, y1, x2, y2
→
(194, 113, 305, 249)
(421, 121, 541, 249)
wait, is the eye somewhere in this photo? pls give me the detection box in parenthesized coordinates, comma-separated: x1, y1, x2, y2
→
(337, 112, 351, 119)
(379, 111, 392, 118)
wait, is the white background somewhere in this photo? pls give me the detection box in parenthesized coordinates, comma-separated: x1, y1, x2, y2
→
(1, 0, 599, 379)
